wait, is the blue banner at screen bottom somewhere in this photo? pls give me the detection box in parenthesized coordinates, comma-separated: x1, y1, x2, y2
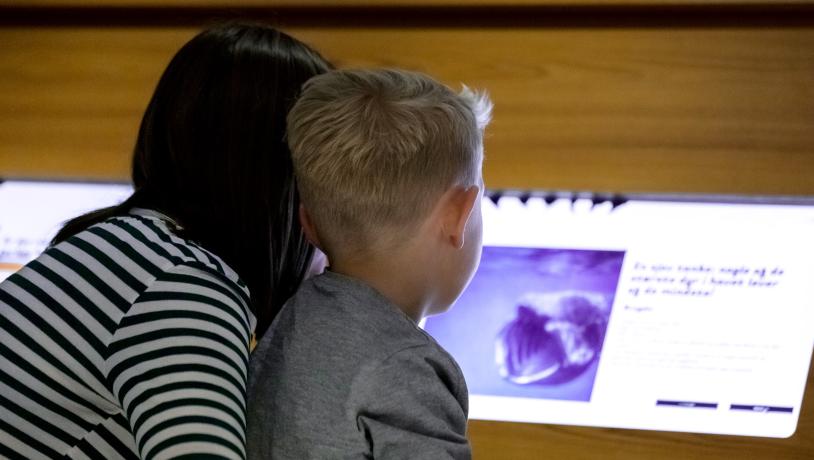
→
(656, 400, 718, 409)
(730, 404, 794, 413)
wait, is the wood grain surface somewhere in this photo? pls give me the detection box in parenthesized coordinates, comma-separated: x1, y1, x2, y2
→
(1, 27, 813, 195)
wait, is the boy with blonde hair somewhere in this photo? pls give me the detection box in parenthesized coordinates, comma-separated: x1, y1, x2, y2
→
(248, 69, 492, 459)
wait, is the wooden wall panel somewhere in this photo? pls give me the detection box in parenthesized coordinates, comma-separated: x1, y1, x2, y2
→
(1, 27, 813, 195)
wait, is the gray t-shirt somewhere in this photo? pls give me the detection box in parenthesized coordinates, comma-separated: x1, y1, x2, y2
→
(247, 271, 471, 459)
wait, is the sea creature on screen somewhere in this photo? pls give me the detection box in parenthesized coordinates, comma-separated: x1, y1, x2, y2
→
(495, 291, 611, 385)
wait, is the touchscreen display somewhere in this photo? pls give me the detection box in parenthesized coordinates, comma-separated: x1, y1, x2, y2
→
(0, 180, 131, 282)
(424, 194, 814, 438)
(3, 180, 812, 437)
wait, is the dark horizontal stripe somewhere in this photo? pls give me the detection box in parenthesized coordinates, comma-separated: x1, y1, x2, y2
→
(0, 341, 108, 419)
(86, 226, 163, 278)
(1, 4, 814, 29)
(130, 216, 250, 308)
(108, 217, 182, 265)
(0, 409, 63, 459)
(27, 259, 117, 334)
(109, 346, 245, 392)
(109, 328, 248, 370)
(0, 441, 30, 460)
(111, 310, 248, 356)
(134, 399, 245, 450)
(48, 247, 130, 312)
(159, 271, 247, 319)
(0, 388, 78, 446)
(129, 215, 251, 308)
(180, 262, 253, 323)
(172, 455, 234, 460)
(7, 275, 109, 359)
(131, 291, 250, 336)
(95, 422, 140, 460)
(75, 435, 109, 460)
(130, 215, 198, 260)
(115, 363, 245, 411)
(138, 219, 226, 275)
(184, 239, 226, 276)
(0, 368, 95, 432)
(67, 237, 146, 294)
(145, 430, 243, 460)
(125, 380, 245, 426)
(0, 299, 102, 396)
(109, 217, 251, 323)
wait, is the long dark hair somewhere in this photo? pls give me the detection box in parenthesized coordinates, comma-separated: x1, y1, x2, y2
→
(53, 23, 332, 336)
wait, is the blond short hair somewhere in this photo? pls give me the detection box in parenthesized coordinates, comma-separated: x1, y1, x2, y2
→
(287, 68, 493, 254)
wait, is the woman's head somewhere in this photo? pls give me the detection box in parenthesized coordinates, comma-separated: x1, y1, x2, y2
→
(55, 23, 332, 335)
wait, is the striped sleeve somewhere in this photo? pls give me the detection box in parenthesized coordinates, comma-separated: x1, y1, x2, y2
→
(105, 263, 253, 460)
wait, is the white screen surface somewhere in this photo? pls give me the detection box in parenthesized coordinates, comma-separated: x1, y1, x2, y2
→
(0, 180, 132, 282)
(423, 195, 814, 438)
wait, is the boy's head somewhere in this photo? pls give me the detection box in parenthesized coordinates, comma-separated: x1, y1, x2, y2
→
(287, 68, 492, 314)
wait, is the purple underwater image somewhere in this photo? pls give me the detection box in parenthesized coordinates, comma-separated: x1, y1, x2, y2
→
(424, 247, 625, 402)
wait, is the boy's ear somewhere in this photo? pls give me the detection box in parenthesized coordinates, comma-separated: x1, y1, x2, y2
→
(441, 185, 480, 250)
(299, 204, 322, 249)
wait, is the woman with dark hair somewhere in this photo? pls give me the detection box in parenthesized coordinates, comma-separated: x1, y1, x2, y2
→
(0, 23, 331, 459)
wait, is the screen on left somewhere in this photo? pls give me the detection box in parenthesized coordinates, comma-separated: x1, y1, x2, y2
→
(0, 180, 132, 282)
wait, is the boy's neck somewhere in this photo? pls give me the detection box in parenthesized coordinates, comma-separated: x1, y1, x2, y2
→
(330, 252, 431, 323)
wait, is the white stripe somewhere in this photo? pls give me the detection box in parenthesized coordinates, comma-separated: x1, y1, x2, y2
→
(121, 298, 250, 341)
(170, 265, 253, 328)
(0, 403, 70, 454)
(142, 424, 244, 460)
(154, 441, 243, 460)
(2, 282, 110, 398)
(108, 317, 247, 365)
(147, 275, 248, 315)
(98, 221, 175, 270)
(59, 241, 139, 303)
(105, 415, 139, 455)
(108, 332, 247, 378)
(37, 252, 123, 324)
(76, 231, 155, 286)
(0, 380, 86, 439)
(150, 224, 238, 279)
(0, 213, 252, 459)
(65, 446, 92, 460)
(133, 218, 206, 264)
(114, 356, 245, 409)
(117, 370, 245, 417)
(128, 387, 246, 433)
(0, 317, 108, 410)
(179, 256, 250, 300)
(22, 267, 113, 345)
(82, 430, 126, 460)
(0, 427, 46, 459)
(137, 405, 245, 446)
(119, 218, 190, 261)
(0, 354, 115, 421)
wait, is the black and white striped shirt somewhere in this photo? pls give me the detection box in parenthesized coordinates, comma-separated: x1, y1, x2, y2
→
(0, 209, 255, 459)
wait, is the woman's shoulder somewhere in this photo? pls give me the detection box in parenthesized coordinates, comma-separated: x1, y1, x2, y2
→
(56, 212, 248, 298)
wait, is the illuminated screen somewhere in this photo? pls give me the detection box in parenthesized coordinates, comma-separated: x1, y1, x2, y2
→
(3, 180, 812, 438)
(423, 193, 814, 438)
(0, 180, 131, 282)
